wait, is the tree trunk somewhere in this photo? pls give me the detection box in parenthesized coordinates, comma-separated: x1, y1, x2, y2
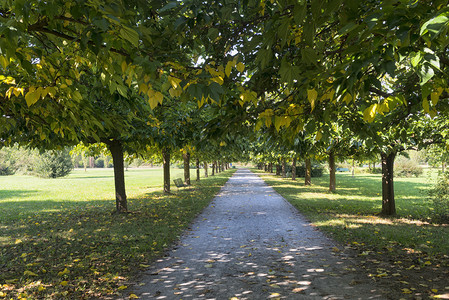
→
(212, 161, 216, 176)
(381, 151, 396, 215)
(368, 161, 371, 171)
(269, 162, 273, 173)
(282, 158, 287, 178)
(162, 148, 171, 194)
(352, 159, 355, 177)
(108, 140, 127, 213)
(305, 158, 312, 186)
(82, 153, 87, 172)
(196, 158, 200, 181)
(104, 155, 109, 168)
(204, 162, 208, 177)
(89, 156, 95, 168)
(292, 156, 297, 180)
(442, 162, 446, 173)
(276, 158, 281, 175)
(329, 151, 336, 192)
(183, 152, 191, 185)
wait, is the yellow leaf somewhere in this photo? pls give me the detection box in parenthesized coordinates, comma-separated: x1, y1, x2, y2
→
(307, 89, 318, 111)
(38, 286, 46, 292)
(58, 268, 69, 276)
(0, 56, 9, 68)
(66, 79, 73, 85)
(236, 62, 245, 72)
(225, 60, 234, 77)
(401, 288, 412, 294)
(423, 98, 430, 113)
(24, 270, 38, 276)
(154, 91, 164, 104)
(343, 93, 353, 104)
(316, 131, 322, 141)
(432, 289, 438, 293)
(0, 291, 6, 297)
(121, 61, 127, 73)
(147, 90, 158, 109)
(60, 281, 68, 286)
(169, 87, 182, 98)
(431, 92, 439, 106)
(118, 285, 128, 290)
(211, 76, 224, 85)
(129, 294, 139, 299)
(168, 76, 182, 89)
(363, 104, 378, 122)
(25, 88, 41, 107)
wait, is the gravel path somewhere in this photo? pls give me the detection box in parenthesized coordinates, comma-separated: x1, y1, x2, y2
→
(129, 169, 387, 299)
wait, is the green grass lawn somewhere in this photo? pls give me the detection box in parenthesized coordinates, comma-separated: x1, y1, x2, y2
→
(255, 169, 449, 299)
(0, 167, 235, 299)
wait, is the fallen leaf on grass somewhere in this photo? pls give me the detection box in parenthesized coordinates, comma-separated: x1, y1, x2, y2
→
(24, 270, 38, 276)
(118, 285, 128, 290)
(129, 294, 139, 299)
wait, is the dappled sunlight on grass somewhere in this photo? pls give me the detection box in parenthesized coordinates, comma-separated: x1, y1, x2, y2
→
(0, 169, 235, 299)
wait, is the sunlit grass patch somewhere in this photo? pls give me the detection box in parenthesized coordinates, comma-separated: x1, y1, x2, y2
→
(255, 169, 449, 255)
(0, 168, 235, 299)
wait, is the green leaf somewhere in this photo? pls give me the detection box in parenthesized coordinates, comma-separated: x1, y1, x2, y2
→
(410, 52, 422, 68)
(120, 26, 139, 47)
(301, 47, 318, 65)
(279, 58, 299, 85)
(420, 13, 449, 39)
(418, 64, 435, 85)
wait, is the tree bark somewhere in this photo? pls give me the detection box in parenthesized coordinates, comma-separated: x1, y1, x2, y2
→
(204, 162, 208, 177)
(276, 158, 281, 175)
(305, 158, 312, 186)
(269, 162, 273, 173)
(292, 156, 297, 180)
(162, 148, 171, 194)
(108, 140, 127, 213)
(183, 152, 191, 185)
(89, 156, 95, 168)
(329, 152, 336, 192)
(212, 161, 216, 176)
(282, 157, 287, 178)
(381, 151, 396, 215)
(196, 158, 200, 181)
(443, 162, 446, 173)
(352, 159, 355, 177)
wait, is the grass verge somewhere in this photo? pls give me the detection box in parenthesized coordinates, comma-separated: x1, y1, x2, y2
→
(254, 169, 449, 299)
(0, 168, 235, 299)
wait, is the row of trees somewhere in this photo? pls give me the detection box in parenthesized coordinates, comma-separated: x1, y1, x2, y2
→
(2, 1, 449, 215)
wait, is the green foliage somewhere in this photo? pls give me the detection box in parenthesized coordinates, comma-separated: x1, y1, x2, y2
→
(286, 164, 324, 177)
(95, 157, 105, 168)
(395, 156, 423, 178)
(33, 149, 74, 178)
(428, 172, 449, 223)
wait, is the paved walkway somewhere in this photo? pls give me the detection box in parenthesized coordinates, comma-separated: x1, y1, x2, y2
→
(130, 169, 386, 299)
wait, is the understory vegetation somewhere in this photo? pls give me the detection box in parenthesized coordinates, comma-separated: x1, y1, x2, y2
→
(0, 168, 235, 299)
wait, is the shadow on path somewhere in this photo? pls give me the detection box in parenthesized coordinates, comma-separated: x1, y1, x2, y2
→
(126, 169, 386, 299)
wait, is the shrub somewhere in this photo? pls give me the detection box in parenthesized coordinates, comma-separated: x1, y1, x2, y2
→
(428, 172, 449, 223)
(34, 149, 74, 178)
(286, 164, 324, 177)
(95, 157, 104, 168)
(395, 157, 423, 177)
